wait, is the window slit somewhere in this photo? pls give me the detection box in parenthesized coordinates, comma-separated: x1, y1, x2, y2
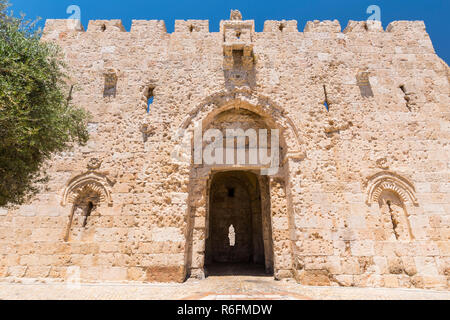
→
(400, 85, 412, 111)
(323, 85, 330, 111)
(146, 87, 154, 113)
(82, 202, 94, 228)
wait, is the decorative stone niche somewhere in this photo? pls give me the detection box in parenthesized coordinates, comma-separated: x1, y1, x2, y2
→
(103, 71, 118, 98)
(61, 159, 114, 241)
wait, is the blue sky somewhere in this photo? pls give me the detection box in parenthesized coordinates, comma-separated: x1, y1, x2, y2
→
(7, 0, 450, 63)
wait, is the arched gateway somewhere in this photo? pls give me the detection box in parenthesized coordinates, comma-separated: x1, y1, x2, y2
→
(173, 90, 305, 280)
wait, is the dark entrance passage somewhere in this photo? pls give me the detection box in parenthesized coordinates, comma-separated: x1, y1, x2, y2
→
(205, 171, 271, 276)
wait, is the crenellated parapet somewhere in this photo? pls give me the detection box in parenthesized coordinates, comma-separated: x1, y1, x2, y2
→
(41, 14, 437, 65)
(43, 17, 432, 39)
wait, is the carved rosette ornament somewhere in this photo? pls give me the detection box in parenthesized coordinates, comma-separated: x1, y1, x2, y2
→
(376, 157, 390, 170)
(87, 158, 102, 171)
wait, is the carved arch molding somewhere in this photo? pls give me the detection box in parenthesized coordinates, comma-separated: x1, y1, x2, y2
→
(61, 161, 114, 207)
(365, 171, 418, 206)
(170, 89, 306, 166)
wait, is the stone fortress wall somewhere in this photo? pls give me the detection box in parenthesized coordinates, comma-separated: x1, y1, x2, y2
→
(0, 12, 449, 289)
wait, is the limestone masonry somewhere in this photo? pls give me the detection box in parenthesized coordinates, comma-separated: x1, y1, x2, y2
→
(0, 11, 449, 290)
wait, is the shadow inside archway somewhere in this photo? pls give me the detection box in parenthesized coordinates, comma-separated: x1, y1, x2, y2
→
(205, 262, 270, 277)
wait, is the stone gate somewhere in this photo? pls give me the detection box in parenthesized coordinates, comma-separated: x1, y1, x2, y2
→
(0, 11, 448, 289)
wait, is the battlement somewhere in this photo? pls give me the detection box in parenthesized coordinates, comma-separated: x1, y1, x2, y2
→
(87, 20, 126, 32)
(263, 20, 298, 33)
(43, 19, 84, 33)
(304, 20, 341, 33)
(130, 20, 167, 35)
(386, 20, 427, 36)
(42, 17, 430, 39)
(174, 20, 209, 33)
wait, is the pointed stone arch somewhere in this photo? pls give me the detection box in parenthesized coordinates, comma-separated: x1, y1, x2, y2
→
(180, 89, 302, 280)
(174, 89, 306, 163)
(365, 171, 418, 206)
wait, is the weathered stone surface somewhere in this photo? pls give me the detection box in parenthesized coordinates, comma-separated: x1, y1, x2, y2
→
(0, 12, 448, 290)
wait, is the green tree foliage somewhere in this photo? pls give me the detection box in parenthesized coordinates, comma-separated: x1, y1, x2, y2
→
(0, 0, 89, 206)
